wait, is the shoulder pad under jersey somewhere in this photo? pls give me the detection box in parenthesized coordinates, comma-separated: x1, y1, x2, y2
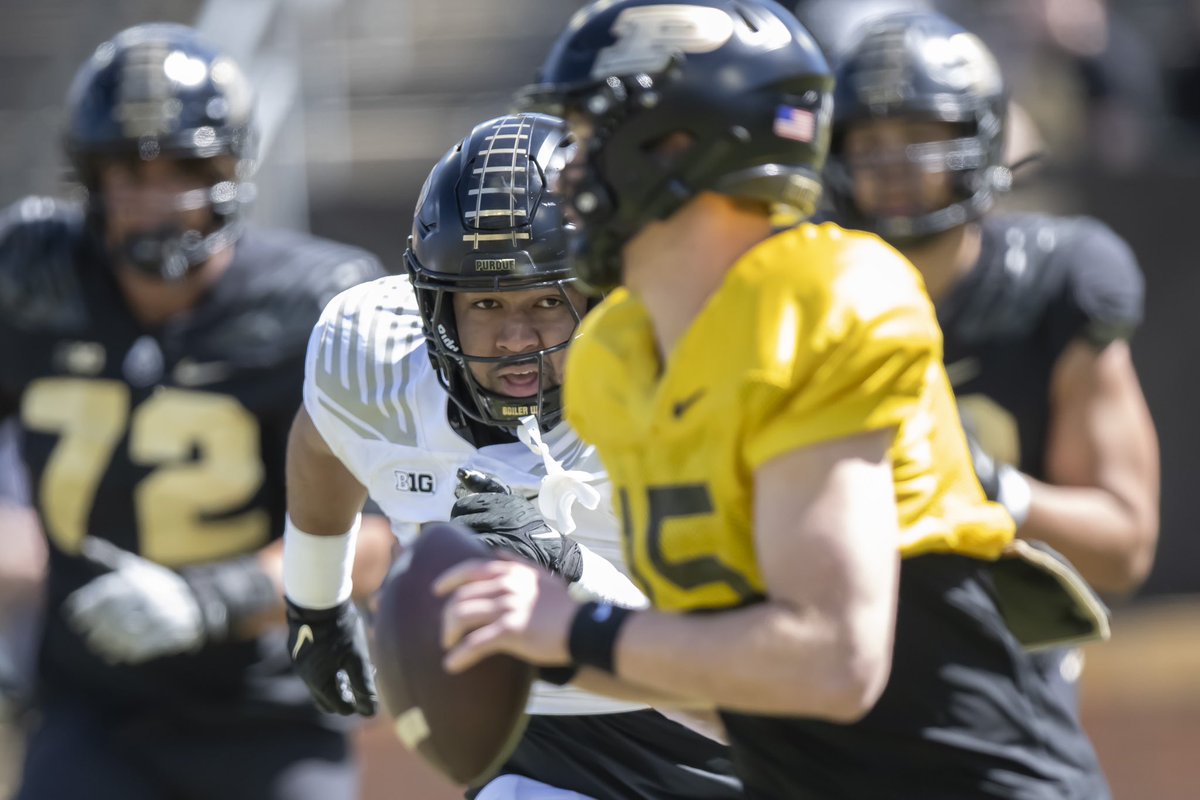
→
(304, 274, 428, 447)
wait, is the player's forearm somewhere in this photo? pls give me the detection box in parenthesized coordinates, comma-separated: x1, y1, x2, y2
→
(0, 503, 44, 586)
(569, 666, 711, 708)
(1020, 479, 1158, 595)
(608, 600, 890, 720)
(231, 538, 284, 635)
(0, 502, 45, 613)
(351, 514, 397, 602)
(238, 512, 394, 636)
(568, 669, 727, 739)
(1038, 339, 1160, 595)
(286, 408, 367, 534)
(283, 409, 373, 609)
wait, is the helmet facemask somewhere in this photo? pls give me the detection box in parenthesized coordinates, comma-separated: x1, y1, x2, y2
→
(827, 12, 1010, 245)
(63, 23, 258, 280)
(828, 116, 1009, 245)
(406, 113, 584, 432)
(85, 152, 256, 280)
(408, 263, 585, 431)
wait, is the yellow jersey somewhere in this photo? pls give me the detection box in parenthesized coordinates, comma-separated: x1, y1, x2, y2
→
(565, 222, 1014, 613)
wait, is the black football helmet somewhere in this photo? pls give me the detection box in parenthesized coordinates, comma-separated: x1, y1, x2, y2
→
(826, 12, 1009, 243)
(405, 113, 580, 431)
(64, 23, 257, 280)
(792, 0, 933, 64)
(517, 0, 833, 293)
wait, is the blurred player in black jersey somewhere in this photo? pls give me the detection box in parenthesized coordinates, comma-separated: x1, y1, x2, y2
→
(0, 23, 395, 800)
(828, 10, 1161, 797)
(828, 10, 1160, 599)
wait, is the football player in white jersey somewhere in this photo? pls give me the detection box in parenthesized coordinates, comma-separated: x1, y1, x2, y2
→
(282, 114, 740, 800)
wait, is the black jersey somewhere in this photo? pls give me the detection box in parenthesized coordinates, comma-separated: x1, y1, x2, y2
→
(936, 213, 1144, 478)
(0, 197, 383, 723)
(720, 557, 1112, 800)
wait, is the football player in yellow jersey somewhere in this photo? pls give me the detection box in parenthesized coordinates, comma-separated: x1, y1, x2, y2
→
(437, 2, 1109, 797)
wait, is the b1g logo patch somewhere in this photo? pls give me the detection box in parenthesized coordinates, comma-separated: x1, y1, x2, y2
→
(591, 5, 734, 79)
(394, 470, 436, 494)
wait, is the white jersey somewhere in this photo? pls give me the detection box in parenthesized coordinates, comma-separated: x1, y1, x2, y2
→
(303, 275, 644, 716)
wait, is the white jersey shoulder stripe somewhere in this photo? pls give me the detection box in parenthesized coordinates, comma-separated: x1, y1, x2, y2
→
(306, 275, 425, 446)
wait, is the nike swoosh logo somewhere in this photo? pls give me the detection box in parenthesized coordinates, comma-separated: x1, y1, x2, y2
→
(672, 389, 706, 418)
(292, 624, 314, 660)
(944, 357, 982, 388)
(174, 358, 235, 387)
(56, 341, 106, 376)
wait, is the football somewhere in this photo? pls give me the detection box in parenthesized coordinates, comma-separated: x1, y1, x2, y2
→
(372, 520, 534, 787)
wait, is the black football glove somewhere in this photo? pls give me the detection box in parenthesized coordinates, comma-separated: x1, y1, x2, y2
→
(452, 468, 584, 583)
(286, 598, 378, 716)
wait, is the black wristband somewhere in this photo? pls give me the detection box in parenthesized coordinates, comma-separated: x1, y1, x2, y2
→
(537, 665, 579, 686)
(182, 556, 278, 641)
(568, 601, 635, 675)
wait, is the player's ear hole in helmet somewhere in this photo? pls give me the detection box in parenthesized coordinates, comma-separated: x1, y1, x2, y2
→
(824, 11, 1011, 245)
(515, 0, 834, 293)
(405, 113, 586, 432)
(63, 23, 257, 281)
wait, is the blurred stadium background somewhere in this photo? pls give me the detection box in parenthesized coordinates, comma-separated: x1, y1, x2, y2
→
(0, 0, 1197, 797)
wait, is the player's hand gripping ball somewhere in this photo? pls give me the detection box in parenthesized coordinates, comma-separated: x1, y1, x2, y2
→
(372, 521, 534, 786)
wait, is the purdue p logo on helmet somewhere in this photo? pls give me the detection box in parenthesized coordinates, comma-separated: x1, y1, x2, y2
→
(516, 0, 834, 293)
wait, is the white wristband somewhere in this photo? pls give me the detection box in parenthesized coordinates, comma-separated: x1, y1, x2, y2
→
(997, 466, 1033, 529)
(283, 514, 360, 609)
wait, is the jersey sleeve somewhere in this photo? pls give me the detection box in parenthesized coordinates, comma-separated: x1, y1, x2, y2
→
(1049, 217, 1144, 351)
(302, 275, 425, 479)
(562, 291, 637, 451)
(562, 330, 600, 447)
(742, 268, 942, 471)
(0, 198, 90, 416)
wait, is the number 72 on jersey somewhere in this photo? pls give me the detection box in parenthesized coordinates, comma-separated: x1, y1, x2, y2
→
(21, 377, 269, 567)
